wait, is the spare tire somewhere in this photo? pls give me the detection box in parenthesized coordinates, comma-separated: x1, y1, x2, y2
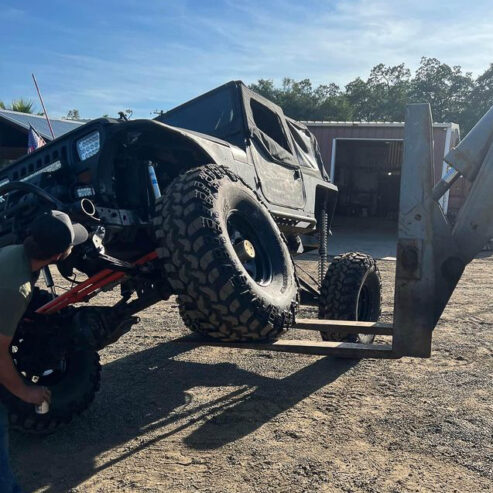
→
(153, 164, 298, 341)
(318, 252, 382, 344)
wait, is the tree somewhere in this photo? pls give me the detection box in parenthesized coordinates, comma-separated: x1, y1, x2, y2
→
(65, 109, 80, 120)
(0, 101, 5, 109)
(249, 79, 279, 103)
(409, 57, 474, 125)
(249, 77, 351, 121)
(460, 63, 493, 135)
(249, 58, 491, 134)
(10, 98, 35, 113)
(344, 77, 373, 121)
(345, 63, 411, 121)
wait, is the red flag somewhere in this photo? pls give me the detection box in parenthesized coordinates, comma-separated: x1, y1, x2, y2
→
(27, 124, 46, 154)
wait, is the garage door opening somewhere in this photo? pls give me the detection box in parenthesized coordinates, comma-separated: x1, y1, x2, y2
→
(332, 139, 403, 221)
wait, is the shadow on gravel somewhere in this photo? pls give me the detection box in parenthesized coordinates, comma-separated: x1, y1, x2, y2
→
(12, 336, 356, 493)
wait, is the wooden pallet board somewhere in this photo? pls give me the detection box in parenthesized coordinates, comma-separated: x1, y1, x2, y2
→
(179, 336, 397, 359)
(295, 319, 393, 336)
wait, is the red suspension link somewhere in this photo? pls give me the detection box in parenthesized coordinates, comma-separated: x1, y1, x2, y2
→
(37, 251, 158, 315)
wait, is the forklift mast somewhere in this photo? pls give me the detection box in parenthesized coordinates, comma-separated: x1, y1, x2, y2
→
(394, 103, 493, 357)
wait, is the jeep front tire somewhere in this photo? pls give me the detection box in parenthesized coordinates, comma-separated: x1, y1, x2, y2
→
(153, 165, 298, 341)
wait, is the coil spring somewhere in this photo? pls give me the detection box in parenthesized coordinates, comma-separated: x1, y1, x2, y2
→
(318, 208, 329, 286)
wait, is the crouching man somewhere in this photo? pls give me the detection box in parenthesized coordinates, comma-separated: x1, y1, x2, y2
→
(0, 211, 88, 492)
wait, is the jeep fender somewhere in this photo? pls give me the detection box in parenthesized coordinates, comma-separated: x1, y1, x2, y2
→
(105, 119, 238, 168)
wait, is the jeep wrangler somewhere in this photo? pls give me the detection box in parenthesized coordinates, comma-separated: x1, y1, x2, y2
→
(0, 81, 381, 433)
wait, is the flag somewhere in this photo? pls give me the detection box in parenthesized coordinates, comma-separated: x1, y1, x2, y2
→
(27, 124, 46, 154)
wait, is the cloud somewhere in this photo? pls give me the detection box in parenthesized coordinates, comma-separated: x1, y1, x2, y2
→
(1, 0, 491, 118)
(0, 6, 24, 19)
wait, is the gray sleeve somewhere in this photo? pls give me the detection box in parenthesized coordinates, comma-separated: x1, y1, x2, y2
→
(0, 288, 29, 338)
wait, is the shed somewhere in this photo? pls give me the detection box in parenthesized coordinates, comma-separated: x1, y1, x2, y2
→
(0, 109, 84, 167)
(304, 121, 466, 220)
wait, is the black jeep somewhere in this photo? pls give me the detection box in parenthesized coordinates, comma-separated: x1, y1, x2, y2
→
(0, 81, 381, 433)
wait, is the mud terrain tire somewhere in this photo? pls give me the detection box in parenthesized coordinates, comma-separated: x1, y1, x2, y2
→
(0, 289, 101, 434)
(318, 252, 382, 344)
(154, 164, 298, 341)
(0, 350, 101, 434)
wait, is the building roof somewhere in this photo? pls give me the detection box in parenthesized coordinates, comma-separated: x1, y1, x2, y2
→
(0, 108, 85, 140)
(302, 120, 458, 129)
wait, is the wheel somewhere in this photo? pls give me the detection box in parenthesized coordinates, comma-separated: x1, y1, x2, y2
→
(0, 290, 101, 434)
(318, 252, 382, 344)
(0, 349, 101, 434)
(153, 164, 298, 341)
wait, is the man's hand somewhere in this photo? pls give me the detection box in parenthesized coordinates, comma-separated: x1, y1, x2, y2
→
(0, 333, 52, 405)
(21, 385, 51, 405)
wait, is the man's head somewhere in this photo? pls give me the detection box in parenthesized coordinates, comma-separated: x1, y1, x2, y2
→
(24, 210, 89, 264)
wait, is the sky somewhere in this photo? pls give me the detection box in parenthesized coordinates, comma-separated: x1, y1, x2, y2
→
(0, 0, 492, 119)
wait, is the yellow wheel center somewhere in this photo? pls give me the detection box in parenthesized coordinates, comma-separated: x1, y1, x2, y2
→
(234, 239, 256, 261)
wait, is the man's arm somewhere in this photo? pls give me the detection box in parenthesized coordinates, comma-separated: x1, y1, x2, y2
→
(0, 334, 51, 405)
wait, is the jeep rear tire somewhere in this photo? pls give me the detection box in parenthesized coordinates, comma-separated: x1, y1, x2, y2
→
(153, 164, 298, 341)
(318, 252, 382, 344)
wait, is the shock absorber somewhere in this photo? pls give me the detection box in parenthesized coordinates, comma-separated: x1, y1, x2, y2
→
(147, 161, 162, 200)
(318, 202, 329, 286)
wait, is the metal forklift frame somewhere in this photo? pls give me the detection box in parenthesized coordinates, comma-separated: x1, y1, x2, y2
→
(36, 103, 493, 359)
(187, 102, 493, 359)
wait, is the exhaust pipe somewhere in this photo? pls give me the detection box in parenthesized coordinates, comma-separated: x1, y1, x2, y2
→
(70, 198, 99, 222)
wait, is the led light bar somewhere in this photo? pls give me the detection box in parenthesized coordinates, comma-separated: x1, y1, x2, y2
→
(76, 131, 100, 161)
(75, 186, 95, 198)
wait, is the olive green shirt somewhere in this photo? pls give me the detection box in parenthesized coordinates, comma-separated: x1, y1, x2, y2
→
(0, 245, 33, 337)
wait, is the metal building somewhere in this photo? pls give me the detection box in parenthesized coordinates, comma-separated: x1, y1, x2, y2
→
(0, 109, 84, 167)
(304, 121, 465, 220)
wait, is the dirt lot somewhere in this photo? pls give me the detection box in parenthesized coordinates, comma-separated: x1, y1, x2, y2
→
(11, 255, 493, 493)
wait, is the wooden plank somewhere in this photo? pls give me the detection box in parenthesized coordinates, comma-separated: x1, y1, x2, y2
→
(179, 337, 397, 359)
(295, 318, 393, 336)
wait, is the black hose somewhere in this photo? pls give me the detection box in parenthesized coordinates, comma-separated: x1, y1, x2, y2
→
(0, 182, 61, 209)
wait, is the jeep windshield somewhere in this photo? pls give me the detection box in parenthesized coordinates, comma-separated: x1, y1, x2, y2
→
(156, 85, 244, 146)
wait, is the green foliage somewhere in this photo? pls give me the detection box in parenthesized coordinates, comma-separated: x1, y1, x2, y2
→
(0, 98, 36, 113)
(250, 78, 352, 121)
(10, 98, 35, 113)
(65, 109, 80, 120)
(250, 58, 490, 135)
(409, 57, 474, 124)
(460, 63, 493, 133)
(346, 63, 411, 121)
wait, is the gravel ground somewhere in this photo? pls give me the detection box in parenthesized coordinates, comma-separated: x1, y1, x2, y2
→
(10, 255, 493, 493)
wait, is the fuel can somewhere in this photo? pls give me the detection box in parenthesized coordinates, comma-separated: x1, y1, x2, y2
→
(35, 401, 50, 415)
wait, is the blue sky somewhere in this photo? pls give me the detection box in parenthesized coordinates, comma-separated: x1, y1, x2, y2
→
(1, 0, 491, 119)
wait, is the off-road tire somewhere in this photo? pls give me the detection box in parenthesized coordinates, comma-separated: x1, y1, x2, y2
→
(318, 252, 382, 344)
(153, 164, 298, 341)
(0, 350, 101, 434)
